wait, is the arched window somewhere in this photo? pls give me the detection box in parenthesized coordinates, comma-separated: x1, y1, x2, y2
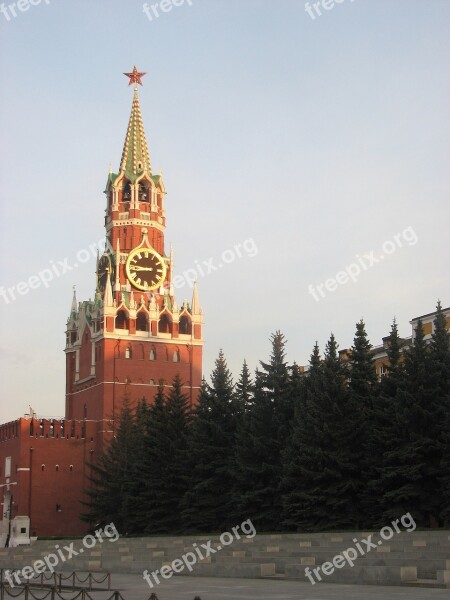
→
(41, 465, 45, 472)
(115, 310, 129, 330)
(123, 181, 131, 201)
(159, 314, 172, 334)
(138, 181, 150, 202)
(69, 465, 74, 472)
(136, 311, 149, 332)
(179, 315, 192, 335)
(149, 379, 155, 386)
(55, 465, 59, 472)
(173, 349, 180, 363)
(125, 346, 132, 359)
(150, 348, 156, 361)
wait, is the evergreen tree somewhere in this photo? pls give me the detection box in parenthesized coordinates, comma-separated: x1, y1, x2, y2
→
(429, 302, 450, 524)
(282, 335, 360, 531)
(181, 351, 236, 532)
(381, 320, 442, 526)
(140, 377, 191, 534)
(348, 320, 378, 527)
(234, 332, 292, 531)
(82, 399, 137, 533)
(234, 369, 281, 530)
(281, 343, 323, 530)
(140, 381, 169, 533)
(371, 319, 406, 526)
(234, 359, 254, 412)
(125, 398, 152, 532)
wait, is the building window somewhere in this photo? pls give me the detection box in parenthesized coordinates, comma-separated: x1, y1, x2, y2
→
(125, 346, 132, 359)
(55, 465, 59, 472)
(136, 312, 149, 332)
(179, 315, 192, 335)
(150, 348, 156, 361)
(115, 310, 129, 330)
(41, 465, 45, 471)
(159, 314, 172, 334)
(380, 364, 389, 378)
(70, 465, 74, 472)
(150, 379, 155, 385)
(173, 350, 180, 363)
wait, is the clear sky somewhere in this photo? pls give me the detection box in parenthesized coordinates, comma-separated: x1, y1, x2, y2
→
(0, 0, 449, 423)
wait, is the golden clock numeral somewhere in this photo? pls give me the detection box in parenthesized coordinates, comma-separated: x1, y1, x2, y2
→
(136, 278, 142, 285)
(131, 273, 136, 279)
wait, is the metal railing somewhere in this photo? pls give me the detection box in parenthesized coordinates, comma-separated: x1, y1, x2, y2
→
(0, 585, 203, 600)
(0, 572, 111, 592)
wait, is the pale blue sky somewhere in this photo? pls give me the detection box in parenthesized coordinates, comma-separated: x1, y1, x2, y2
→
(0, 0, 449, 422)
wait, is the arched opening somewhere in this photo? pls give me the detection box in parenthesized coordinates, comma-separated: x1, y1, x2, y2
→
(159, 314, 172, 334)
(150, 348, 156, 361)
(173, 349, 180, 363)
(179, 315, 192, 335)
(125, 346, 132, 359)
(115, 310, 129, 330)
(136, 311, 149, 332)
(138, 181, 151, 202)
(123, 181, 131, 202)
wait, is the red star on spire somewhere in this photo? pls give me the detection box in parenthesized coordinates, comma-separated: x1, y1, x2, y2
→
(124, 66, 146, 86)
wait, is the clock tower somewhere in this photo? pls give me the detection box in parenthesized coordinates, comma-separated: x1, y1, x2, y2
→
(65, 68, 204, 434)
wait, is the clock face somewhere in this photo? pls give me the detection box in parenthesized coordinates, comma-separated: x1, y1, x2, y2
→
(125, 247, 167, 291)
(97, 254, 112, 293)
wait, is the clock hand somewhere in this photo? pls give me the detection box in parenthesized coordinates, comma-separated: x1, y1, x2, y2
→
(129, 265, 154, 272)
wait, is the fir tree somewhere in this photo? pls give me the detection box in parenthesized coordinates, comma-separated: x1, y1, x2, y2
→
(181, 351, 236, 532)
(381, 320, 442, 526)
(348, 320, 378, 527)
(234, 369, 281, 530)
(82, 398, 137, 533)
(235, 332, 292, 530)
(371, 319, 406, 526)
(234, 359, 254, 412)
(281, 343, 323, 530)
(429, 302, 450, 524)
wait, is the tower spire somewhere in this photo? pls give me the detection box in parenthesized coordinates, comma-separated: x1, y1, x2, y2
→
(191, 281, 201, 315)
(70, 286, 77, 315)
(120, 69, 151, 178)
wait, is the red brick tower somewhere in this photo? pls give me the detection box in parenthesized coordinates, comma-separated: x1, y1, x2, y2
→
(65, 68, 204, 433)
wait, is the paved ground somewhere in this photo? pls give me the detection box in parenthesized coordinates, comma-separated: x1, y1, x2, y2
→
(108, 573, 449, 600)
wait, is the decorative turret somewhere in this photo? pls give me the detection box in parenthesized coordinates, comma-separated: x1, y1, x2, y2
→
(191, 281, 201, 315)
(70, 286, 77, 316)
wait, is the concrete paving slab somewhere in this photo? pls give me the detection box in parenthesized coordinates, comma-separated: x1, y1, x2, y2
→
(109, 573, 450, 599)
